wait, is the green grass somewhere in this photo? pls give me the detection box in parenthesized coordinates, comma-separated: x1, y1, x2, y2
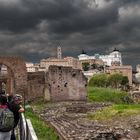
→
(25, 108, 59, 140)
(28, 98, 46, 110)
(88, 86, 130, 104)
(87, 104, 140, 121)
(87, 87, 138, 120)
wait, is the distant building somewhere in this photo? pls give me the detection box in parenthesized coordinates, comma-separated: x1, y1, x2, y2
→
(107, 65, 132, 86)
(39, 46, 81, 71)
(26, 62, 37, 72)
(136, 64, 140, 73)
(40, 58, 68, 71)
(78, 48, 122, 66)
(79, 59, 104, 66)
(26, 45, 82, 72)
(38, 67, 46, 72)
(64, 57, 82, 70)
(0, 65, 7, 75)
(40, 57, 82, 71)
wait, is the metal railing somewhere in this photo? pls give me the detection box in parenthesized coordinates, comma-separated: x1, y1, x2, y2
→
(19, 113, 38, 140)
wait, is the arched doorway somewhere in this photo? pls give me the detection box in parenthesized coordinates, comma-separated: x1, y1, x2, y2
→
(0, 64, 15, 94)
(0, 56, 27, 97)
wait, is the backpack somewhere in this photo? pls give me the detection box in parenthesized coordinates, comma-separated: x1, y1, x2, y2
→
(0, 107, 14, 132)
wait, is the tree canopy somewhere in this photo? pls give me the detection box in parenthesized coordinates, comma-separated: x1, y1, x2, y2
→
(89, 73, 129, 90)
(82, 62, 90, 71)
(89, 73, 108, 87)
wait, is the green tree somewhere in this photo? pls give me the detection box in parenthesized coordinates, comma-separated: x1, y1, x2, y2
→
(108, 73, 123, 89)
(89, 73, 108, 87)
(121, 76, 129, 90)
(82, 62, 90, 71)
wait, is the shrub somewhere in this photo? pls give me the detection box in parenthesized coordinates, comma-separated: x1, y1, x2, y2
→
(89, 73, 108, 87)
(88, 87, 130, 104)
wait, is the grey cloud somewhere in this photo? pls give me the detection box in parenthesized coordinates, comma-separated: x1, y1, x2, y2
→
(0, 0, 119, 33)
(0, 0, 82, 32)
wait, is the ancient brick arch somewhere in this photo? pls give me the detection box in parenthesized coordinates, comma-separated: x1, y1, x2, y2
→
(0, 56, 27, 96)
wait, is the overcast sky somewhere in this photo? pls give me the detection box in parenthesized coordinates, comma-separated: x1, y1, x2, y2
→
(0, 0, 140, 68)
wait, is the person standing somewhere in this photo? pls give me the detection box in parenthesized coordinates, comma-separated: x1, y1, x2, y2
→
(0, 95, 14, 140)
(8, 94, 24, 140)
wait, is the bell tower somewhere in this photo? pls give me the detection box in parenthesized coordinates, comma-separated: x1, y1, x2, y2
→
(57, 46, 62, 59)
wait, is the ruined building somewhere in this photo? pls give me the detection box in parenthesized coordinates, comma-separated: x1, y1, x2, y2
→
(26, 65, 88, 101)
(0, 56, 27, 97)
(0, 56, 88, 102)
(45, 66, 87, 101)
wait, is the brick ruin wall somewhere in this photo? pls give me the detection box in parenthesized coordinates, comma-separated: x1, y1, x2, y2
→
(27, 72, 45, 100)
(45, 66, 87, 102)
(27, 66, 87, 102)
(0, 56, 27, 96)
(0, 57, 87, 102)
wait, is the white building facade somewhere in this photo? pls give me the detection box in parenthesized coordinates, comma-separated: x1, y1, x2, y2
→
(0, 65, 7, 75)
(78, 48, 122, 66)
(26, 62, 37, 72)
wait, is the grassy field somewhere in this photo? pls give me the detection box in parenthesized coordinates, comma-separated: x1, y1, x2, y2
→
(87, 86, 140, 121)
(87, 104, 140, 120)
(88, 86, 131, 103)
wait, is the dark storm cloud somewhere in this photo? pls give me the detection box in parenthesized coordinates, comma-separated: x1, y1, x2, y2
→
(0, 0, 138, 33)
(0, 0, 119, 33)
(0, 0, 140, 67)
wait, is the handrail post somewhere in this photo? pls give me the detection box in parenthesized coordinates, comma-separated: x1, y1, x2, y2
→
(19, 113, 38, 140)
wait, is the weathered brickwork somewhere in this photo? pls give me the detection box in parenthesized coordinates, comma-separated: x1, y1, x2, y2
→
(0, 56, 87, 102)
(0, 56, 27, 96)
(27, 72, 45, 100)
(46, 66, 87, 101)
(107, 65, 132, 86)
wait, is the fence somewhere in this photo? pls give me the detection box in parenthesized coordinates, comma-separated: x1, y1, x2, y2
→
(19, 113, 38, 140)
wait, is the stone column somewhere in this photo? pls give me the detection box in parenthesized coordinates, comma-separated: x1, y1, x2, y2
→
(7, 68, 15, 95)
(0, 81, 2, 92)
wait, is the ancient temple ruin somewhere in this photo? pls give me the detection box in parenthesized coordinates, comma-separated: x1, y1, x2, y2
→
(45, 65, 87, 101)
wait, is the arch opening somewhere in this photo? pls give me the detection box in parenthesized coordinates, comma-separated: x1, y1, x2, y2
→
(0, 64, 15, 95)
(0, 56, 27, 98)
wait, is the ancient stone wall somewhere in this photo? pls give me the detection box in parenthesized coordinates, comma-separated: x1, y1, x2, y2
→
(0, 56, 27, 96)
(0, 57, 87, 101)
(46, 66, 87, 101)
(27, 72, 45, 100)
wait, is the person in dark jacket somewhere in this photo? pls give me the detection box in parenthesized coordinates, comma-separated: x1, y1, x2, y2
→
(8, 94, 24, 140)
